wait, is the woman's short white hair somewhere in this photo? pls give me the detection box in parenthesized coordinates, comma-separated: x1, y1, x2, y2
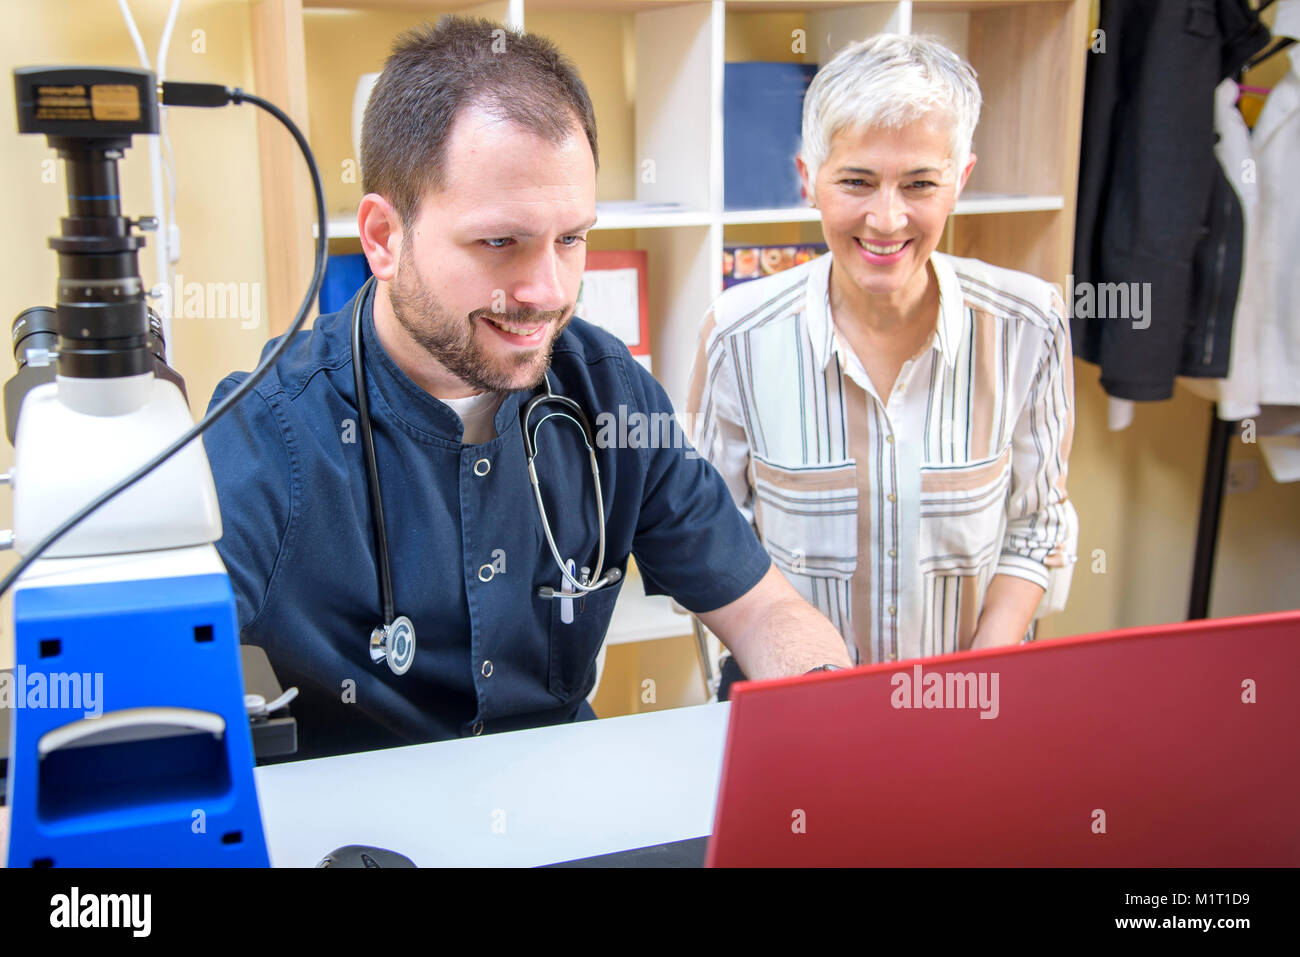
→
(801, 33, 982, 185)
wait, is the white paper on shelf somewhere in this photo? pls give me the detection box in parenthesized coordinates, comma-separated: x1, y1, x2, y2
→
(576, 267, 641, 347)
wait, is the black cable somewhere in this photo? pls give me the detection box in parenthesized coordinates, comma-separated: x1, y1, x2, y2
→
(0, 84, 327, 598)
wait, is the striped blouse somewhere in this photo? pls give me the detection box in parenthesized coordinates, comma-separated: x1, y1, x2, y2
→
(687, 251, 1079, 665)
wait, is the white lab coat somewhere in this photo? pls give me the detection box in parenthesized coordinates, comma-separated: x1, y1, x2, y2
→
(1250, 13, 1300, 410)
(1181, 4, 1300, 481)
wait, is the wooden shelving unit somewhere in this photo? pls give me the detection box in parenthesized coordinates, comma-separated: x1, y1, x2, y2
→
(252, 0, 1088, 406)
(245, 0, 1087, 680)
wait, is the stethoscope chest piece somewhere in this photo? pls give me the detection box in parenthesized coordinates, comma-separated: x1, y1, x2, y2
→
(370, 615, 416, 676)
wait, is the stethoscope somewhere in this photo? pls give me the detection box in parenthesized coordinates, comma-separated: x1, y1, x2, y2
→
(350, 277, 621, 676)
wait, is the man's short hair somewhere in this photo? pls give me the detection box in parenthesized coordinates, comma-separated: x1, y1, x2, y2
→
(801, 33, 981, 184)
(361, 16, 599, 227)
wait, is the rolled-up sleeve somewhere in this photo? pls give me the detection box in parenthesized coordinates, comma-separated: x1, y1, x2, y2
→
(686, 309, 756, 526)
(996, 298, 1080, 616)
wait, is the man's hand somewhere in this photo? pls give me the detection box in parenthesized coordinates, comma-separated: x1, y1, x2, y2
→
(697, 564, 853, 679)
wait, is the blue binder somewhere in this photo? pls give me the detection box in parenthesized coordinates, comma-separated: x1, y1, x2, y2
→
(320, 252, 373, 315)
(724, 62, 819, 210)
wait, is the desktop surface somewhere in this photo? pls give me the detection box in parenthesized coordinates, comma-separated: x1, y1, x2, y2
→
(255, 703, 728, 867)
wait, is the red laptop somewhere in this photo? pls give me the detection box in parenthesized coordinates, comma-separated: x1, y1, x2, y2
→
(707, 610, 1300, 867)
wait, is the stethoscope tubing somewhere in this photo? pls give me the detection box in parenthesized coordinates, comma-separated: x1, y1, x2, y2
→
(351, 277, 397, 626)
(525, 403, 608, 594)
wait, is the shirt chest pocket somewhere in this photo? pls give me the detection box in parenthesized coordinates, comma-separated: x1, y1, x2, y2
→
(548, 576, 623, 705)
(750, 454, 858, 583)
(918, 446, 1012, 575)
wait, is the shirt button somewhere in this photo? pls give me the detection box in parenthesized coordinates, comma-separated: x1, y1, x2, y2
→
(885, 651, 897, 662)
(481, 660, 494, 678)
(472, 721, 484, 736)
(885, 434, 894, 444)
(888, 548, 897, 558)
(887, 493, 897, 503)
(478, 564, 495, 582)
(473, 457, 491, 477)
(888, 605, 897, 616)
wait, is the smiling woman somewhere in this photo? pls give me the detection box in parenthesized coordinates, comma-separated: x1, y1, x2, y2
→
(688, 33, 1080, 667)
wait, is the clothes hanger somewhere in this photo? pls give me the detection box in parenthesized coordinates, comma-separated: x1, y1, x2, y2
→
(1243, 35, 1297, 73)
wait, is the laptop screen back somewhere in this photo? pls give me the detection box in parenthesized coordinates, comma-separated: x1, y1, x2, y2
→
(707, 611, 1300, 867)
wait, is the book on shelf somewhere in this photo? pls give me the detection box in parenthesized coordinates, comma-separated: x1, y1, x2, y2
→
(724, 243, 828, 290)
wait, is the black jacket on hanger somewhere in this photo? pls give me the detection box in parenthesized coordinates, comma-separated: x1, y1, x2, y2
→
(1072, 0, 1271, 401)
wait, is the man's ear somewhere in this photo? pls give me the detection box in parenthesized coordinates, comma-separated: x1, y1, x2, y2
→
(358, 193, 401, 281)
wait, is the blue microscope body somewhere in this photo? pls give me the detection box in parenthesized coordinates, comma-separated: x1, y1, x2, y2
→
(5, 570, 269, 867)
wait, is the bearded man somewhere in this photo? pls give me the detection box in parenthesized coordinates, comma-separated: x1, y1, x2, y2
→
(204, 17, 850, 760)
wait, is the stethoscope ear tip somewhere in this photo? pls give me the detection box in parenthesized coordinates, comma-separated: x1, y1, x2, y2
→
(536, 566, 622, 601)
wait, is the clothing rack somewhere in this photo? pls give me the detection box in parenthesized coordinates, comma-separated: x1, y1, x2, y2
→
(1188, 405, 1237, 619)
(1190, 7, 1297, 619)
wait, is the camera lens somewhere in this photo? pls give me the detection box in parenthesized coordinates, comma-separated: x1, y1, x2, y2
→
(12, 307, 58, 370)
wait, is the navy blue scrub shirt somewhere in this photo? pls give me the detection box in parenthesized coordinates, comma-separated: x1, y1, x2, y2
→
(203, 281, 772, 759)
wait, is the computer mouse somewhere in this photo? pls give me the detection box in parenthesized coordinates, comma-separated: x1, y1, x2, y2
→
(316, 844, 416, 868)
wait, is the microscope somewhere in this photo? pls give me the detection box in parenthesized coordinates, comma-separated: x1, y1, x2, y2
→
(2, 66, 324, 866)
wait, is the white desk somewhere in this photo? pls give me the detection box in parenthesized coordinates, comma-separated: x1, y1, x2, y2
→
(254, 702, 731, 867)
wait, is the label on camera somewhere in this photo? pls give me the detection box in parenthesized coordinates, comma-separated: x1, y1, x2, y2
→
(91, 84, 142, 122)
